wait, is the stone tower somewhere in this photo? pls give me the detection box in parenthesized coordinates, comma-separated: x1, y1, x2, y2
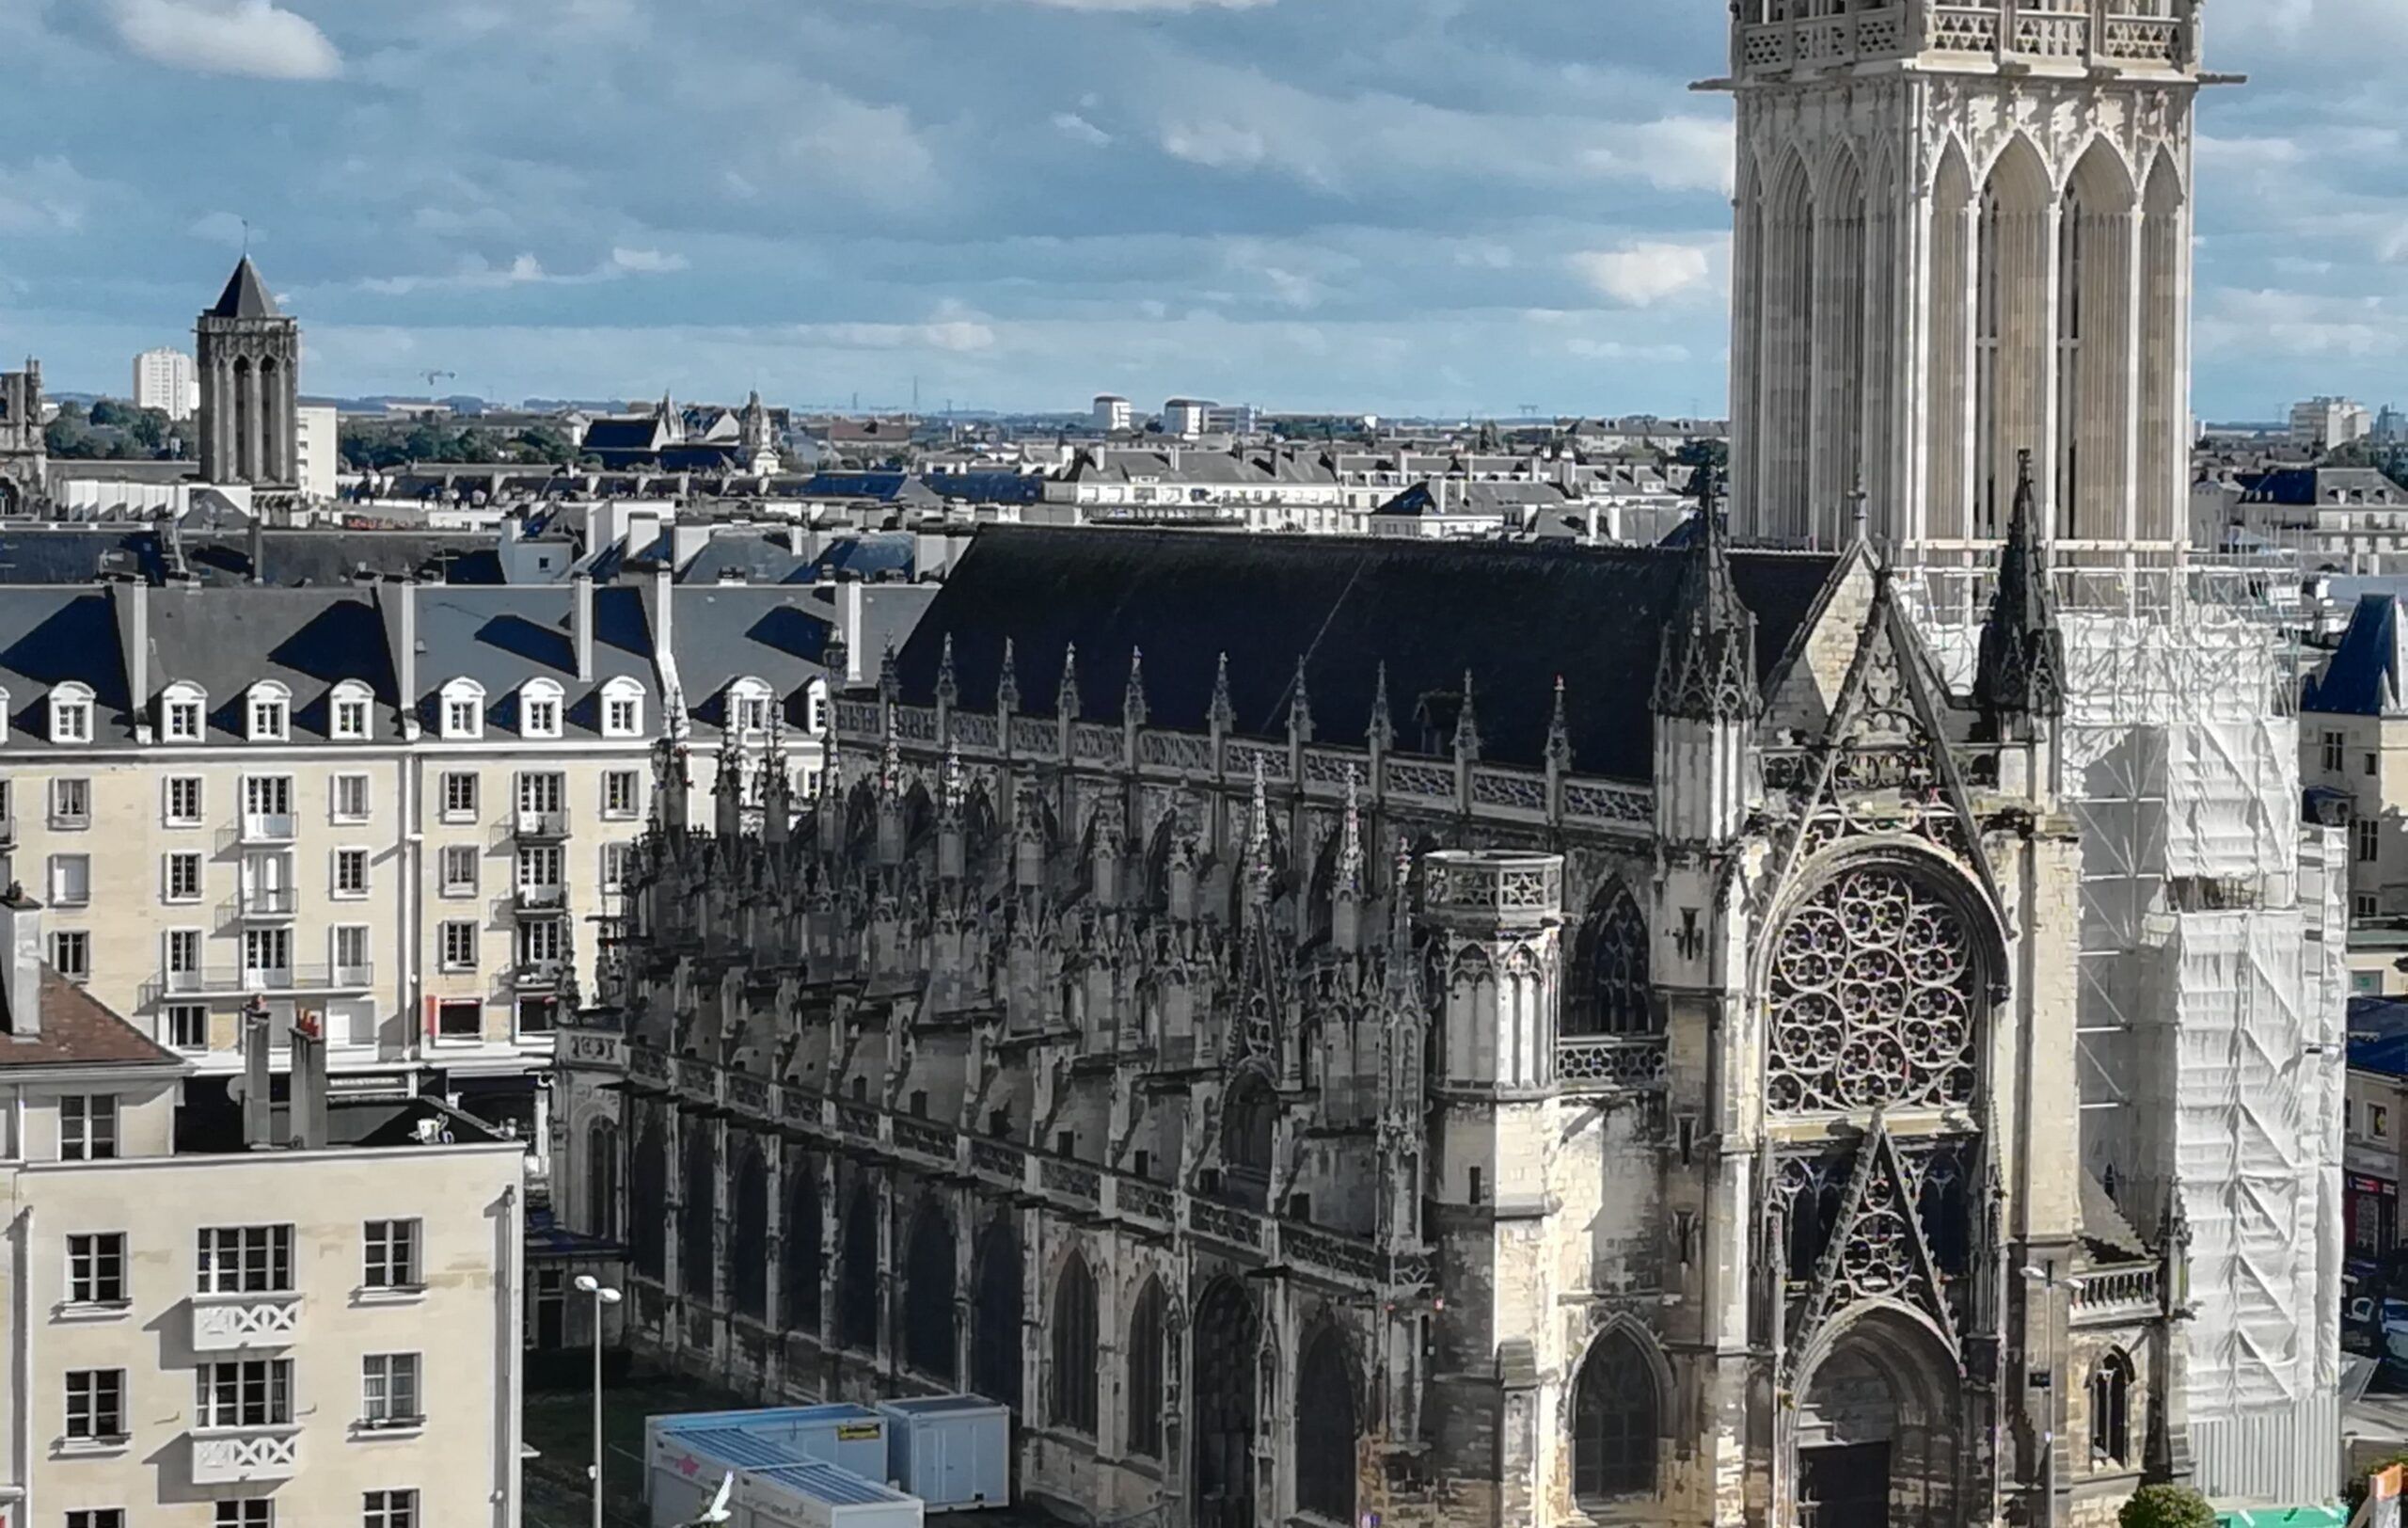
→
(197, 257, 300, 486)
(1723, 1, 2205, 551)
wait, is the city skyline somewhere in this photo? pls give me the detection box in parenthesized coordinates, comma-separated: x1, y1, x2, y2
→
(2, 0, 2398, 421)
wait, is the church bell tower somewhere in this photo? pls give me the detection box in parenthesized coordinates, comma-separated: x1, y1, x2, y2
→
(1723, 1, 2208, 552)
(197, 256, 301, 488)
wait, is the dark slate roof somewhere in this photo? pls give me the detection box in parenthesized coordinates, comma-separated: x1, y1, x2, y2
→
(2305, 594, 2404, 716)
(0, 589, 135, 750)
(798, 471, 909, 501)
(207, 257, 279, 320)
(0, 529, 491, 587)
(925, 471, 1045, 504)
(408, 585, 658, 737)
(890, 528, 1837, 780)
(581, 418, 666, 453)
(145, 586, 400, 743)
(2350, 996, 2408, 1079)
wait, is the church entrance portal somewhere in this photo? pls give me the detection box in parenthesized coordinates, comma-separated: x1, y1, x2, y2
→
(1791, 1309, 1960, 1528)
(1799, 1441, 1891, 1527)
(1191, 1278, 1259, 1528)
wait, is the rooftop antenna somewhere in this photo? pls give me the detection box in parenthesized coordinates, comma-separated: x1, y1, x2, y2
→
(241, 217, 250, 257)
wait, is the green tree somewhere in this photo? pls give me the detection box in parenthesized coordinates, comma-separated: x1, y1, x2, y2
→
(2118, 1483, 2215, 1528)
(42, 405, 93, 457)
(87, 398, 133, 428)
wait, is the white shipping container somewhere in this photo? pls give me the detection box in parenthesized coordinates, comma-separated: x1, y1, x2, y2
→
(739, 1458, 925, 1528)
(877, 1395, 1011, 1511)
(646, 1405, 892, 1488)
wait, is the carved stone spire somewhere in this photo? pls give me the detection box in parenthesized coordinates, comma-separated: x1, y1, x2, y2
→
(935, 633, 958, 709)
(940, 744, 966, 818)
(1124, 645, 1149, 727)
(1209, 651, 1235, 732)
(1974, 449, 2066, 724)
(1451, 669, 1481, 762)
(1545, 674, 1572, 772)
(1369, 661, 1393, 751)
(1289, 655, 1314, 742)
(1057, 642, 1080, 720)
(1336, 765, 1365, 895)
(1244, 756, 1275, 900)
(996, 636, 1020, 714)
(878, 639, 899, 703)
(1653, 468, 1760, 722)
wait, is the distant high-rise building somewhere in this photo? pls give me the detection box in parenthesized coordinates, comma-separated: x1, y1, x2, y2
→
(294, 403, 338, 500)
(196, 257, 299, 486)
(1091, 393, 1131, 433)
(2291, 396, 2372, 451)
(132, 346, 198, 421)
(1163, 397, 1215, 438)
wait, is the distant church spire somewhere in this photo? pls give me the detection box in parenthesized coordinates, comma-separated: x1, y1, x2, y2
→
(1974, 450, 2066, 724)
(1654, 468, 1759, 722)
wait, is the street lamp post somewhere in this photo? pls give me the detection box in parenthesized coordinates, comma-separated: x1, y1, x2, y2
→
(574, 1274, 624, 1528)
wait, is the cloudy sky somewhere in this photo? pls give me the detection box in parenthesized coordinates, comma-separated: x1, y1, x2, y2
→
(0, 0, 2395, 419)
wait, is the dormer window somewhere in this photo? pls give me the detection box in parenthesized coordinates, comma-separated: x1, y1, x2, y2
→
(440, 679, 485, 740)
(161, 681, 205, 743)
(520, 678, 563, 740)
(806, 678, 830, 738)
(600, 676, 644, 740)
(50, 682, 93, 745)
(246, 682, 291, 742)
(330, 680, 372, 741)
(728, 676, 772, 738)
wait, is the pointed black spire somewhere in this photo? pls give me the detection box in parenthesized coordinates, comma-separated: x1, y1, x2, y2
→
(1056, 642, 1080, 719)
(1452, 669, 1481, 762)
(1288, 654, 1313, 742)
(1974, 449, 2066, 723)
(1124, 645, 1149, 726)
(1368, 661, 1393, 751)
(1653, 466, 1760, 721)
(207, 257, 279, 320)
(997, 636, 1021, 714)
(1209, 652, 1235, 732)
(935, 633, 958, 708)
(1545, 675, 1573, 772)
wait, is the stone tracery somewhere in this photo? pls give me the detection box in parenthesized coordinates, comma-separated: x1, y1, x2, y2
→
(1766, 865, 1979, 1115)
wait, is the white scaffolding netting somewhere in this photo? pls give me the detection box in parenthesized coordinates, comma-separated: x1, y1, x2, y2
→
(1905, 555, 2345, 1505)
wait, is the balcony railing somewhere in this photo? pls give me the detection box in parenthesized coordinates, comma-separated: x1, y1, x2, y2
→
(229, 886, 298, 920)
(1735, 2, 2190, 77)
(190, 1425, 299, 1485)
(239, 812, 297, 845)
(158, 963, 374, 997)
(515, 808, 570, 841)
(514, 959, 570, 992)
(191, 1292, 301, 1352)
(515, 883, 568, 914)
(1558, 1035, 1669, 1092)
(2071, 1263, 2161, 1316)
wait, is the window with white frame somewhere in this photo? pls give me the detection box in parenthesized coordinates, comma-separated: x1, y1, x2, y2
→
(196, 1226, 293, 1294)
(163, 681, 206, 742)
(361, 1353, 421, 1427)
(60, 1095, 116, 1161)
(439, 679, 485, 740)
(50, 931, 88, 980)
(243, 927, 290, 979)
(365, 1218, 421, 1289)
(807, 677, 830, 736)
(68, 1232, 126, 1305)
(214, 1504, 273, 1528)
(166, 774, 203, 824)
(50, 777, 89, 828)
(166, 928, 202, 979)
(602, 841, 631, 897)
(332, 773, 370, 822)
(364, 1489, 419, 1528)
(331, 680, 372, 741)
(166, 1003, 208, 1051)
(196, 1358, 291, 1428)
(332, 925, 369, 981)
(333, 848, 369, 898)
(436, 999, 482, 1041)
(49, 853, 90, 906)
(441, 772, 478, 820)
(2360, 815, 2383, 864)
(2326, 730, 2347, 772)
(65, 1368, 125, 1443)
(50, 681, 93, 744)
(439, 921, 477, 972)
(520, 678, 563, 740)
(246, 682, 290, 742)
(68, 1510, 124, 1528)
(728, 676, 772, 737)
(439, 845, 478, 898)
(603, 769, 640, 819)
(517, 845, 562, 895)
(166, 852, 202, 902)
(516, 917, 564, 967)
(601, 677, 643, 738)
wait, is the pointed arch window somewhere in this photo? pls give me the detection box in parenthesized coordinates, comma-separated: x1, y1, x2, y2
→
(837, 1181, 879, 1352)
(1048, 1251, 1098, 1435)
(1574, 1329, 1659, 1501)
(2089, 1349, 2134, 1467)
(972, 1219, 1022, 1409)
(903, 1203, 958, 1383)
(585, 1120, 619, 1243)
(1296, 1328, 1360, 1523)
(784, 1154, 823, 1330)
(629, 1115, 666, 1282)
(1565, 884, 1653, 1037)
(1126, 1279, 1167, 1459)
(679, 1122, 716, 1306)
(728, 1141, 768, 1321)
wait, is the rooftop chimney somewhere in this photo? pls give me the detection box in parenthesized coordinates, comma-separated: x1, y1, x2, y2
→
(652, 560, 674, 667)
(240, 998, 274, 1149)
(247, 517, 264, 585)
(838, 581, 865, 687)
(288, 1011, 328, 1151)
(572, 570, 594, 682)
(1, 881, 42, 1041)
(394, 579, 420, 740)
(124, 578, 151, 745)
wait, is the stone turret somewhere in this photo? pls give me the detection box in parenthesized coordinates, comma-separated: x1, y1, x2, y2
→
(1654, 473, 1758, 845)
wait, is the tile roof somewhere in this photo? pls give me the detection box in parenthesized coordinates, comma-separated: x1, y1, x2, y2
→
(0, 967, 184, 1071)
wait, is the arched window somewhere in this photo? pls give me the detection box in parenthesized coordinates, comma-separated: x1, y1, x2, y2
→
(805, 677, 831, 738)
(1049, 1251, 1098, 1435)
(48, 680, 94, 745)
(1573, 1329, 1659, 1501)
(439, 677, 486, 740)
(520, 676, 565, 740)
(1223, 1073, 1275, 1195)
(728, 1141, 768, 1321)
(837, 1181, 879, 1351)
(903, 1202, 958, 1383)
(679, 1123, 716, 1306)
(2089, 1349, 2133, 1466)
(328, 678, 372, 740)
(160, 679, 207, 743)
(585, 1121, 620, 1243)
(1296, 1328, 1360, 1523)
(629, 1115, 666, 1281)
(784, 1154, 823, 1331)
(1565, 884, 1653, 1037)
(246, 680, 290, 742)
(1126, 1279, 1167, 1459)
(600, 676, 645, 739)
(972, 1219, 1023, 1409)
(727, 676, 773, 738)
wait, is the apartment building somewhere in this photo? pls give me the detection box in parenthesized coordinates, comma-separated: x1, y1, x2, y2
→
(0, 889, 525, 1528)
(0, 566, 922, 1154)
(2304, 592, 2408, 994)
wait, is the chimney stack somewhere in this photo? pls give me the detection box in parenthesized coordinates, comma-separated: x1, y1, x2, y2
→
(288, 1011, 328, 1151)
(247, 517, 265, 585)
(838, 581, 865, 687)
(651, 561, 674, 669)
(394, 579, 420, 740)
(240, 998, 274, 1148)
(125, 578, 151, 744)
(572, 570, 594, 682)
(1, 882, 42, 1040)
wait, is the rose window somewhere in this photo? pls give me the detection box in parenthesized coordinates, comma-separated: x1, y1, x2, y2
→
(1766, 866, 1978, 1113)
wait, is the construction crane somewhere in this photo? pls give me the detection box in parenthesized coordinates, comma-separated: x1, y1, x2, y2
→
(418, 369, 455, 392)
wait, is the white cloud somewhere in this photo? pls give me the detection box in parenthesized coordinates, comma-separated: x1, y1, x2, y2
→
(1161, 119, 1274, 174)
(792, 318, 999, 353)
(0, 159, 107, 236)
(1568, 242, 1716, 308)
(111, 0, 341, 81)
(1052, 112, 1114, 148)
(782, 93, 940, 209)
(1014, 0, 1273, 9)
(1578, 115, 1736, 195)
(359, 247, 686, 295)
(188, 210, 256, 247)
(609, 247, 689, 274)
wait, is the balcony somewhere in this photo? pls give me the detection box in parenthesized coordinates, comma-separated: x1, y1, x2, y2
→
(157, 963, 374, 999)
(191, 1291, 300, 1352)
(190, 1425, 299, 1485)
(227, 886, 298, 921)
(514, 883, 568, 915)
(514, 807, 570, 842)
(514, 959, 570, 992)
(239, 812, 297, 845)
(1733, 2, 2193, 80)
